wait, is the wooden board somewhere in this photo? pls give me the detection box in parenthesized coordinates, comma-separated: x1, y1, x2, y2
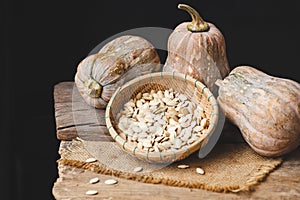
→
(52, 82, 300, 199)
(54, 82, 112, 141)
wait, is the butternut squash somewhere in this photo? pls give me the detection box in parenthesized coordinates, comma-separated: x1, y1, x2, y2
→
(216, 66, 300, 157)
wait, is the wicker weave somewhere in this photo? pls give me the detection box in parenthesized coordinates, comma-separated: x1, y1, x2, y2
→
(105, 72, 219, 163)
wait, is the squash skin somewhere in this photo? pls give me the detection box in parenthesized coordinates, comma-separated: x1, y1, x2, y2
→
(217, 66, 300, 157)
(75, 35, 160, 108)
(163, 22, 230, 90)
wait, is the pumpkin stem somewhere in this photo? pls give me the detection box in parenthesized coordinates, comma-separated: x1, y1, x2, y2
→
(84, 78, 102, 98)
(178, 4, 210, 32)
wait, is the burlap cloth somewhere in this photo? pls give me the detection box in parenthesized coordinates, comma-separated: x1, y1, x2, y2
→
(58, 138, 282, 193)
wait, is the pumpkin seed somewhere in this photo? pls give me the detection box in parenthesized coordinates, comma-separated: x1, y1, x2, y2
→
(178, 94, 187, 101)
(85, 158, 97, 163)
(142, 139, 153, 148)
(149, 99, 160, 106)
(126, 101, 135, 108)
(75, 137, 84, 142)
(200, 118, 208, 128)
(135, 92, 142, 100)
(136, 100, 144, 108)
(193, 126, 204, 132)
(89, 177, 100, 184)
(196, 167, 205, 175)
(104, 179, 118, 185)
(133, 166, 143, 172)
(173, 138, 182, 149)
(177, 164, 190, 169)
(85, 190, 98, 195)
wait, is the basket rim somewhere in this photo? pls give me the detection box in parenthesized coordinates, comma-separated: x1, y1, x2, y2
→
(105, 71, 219, 163)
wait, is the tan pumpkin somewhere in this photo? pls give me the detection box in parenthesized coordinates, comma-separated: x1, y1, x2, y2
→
(216, 66, 300, 157)
(163, 4, 230, 90)
(75, 35, 161, 108)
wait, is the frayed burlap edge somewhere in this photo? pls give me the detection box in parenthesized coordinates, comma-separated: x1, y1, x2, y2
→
(57, 157, 282, 193)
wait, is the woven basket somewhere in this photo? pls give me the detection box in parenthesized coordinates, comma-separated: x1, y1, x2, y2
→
(105, 72, 219, 163)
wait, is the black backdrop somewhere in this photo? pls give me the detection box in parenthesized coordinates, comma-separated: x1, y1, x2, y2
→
(2, 0, 300, 199)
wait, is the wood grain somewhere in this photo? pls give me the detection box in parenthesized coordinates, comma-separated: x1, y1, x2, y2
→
(54, 82, 112, 141)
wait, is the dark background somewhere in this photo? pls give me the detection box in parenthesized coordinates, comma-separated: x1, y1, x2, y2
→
(2, 0, 300, 199)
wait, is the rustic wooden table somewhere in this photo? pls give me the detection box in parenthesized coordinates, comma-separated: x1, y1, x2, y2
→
(52, 82, 300, 200)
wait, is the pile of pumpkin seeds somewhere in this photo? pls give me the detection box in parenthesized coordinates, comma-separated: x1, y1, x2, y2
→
(116, 88, 209, 152)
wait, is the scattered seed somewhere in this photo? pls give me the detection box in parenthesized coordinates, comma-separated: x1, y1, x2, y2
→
(89, 177, 100, 184)
(75, 137, 84, 142)
(196, 167, 205, 175)
(104, 179, 118, 185)
(85, 158, 97, 163)
(85, 190, 98, 195)
(133, 166, 143, 172)
(177, 164, 190, 169)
